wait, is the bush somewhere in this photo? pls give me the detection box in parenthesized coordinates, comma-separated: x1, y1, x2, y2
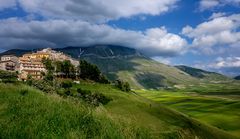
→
(30, 79, 56, 94)
(0, 70, 18, 83)
(77, 88, 112, 106)
(61, 80, 73, 89)
(77, 88, 91, 97)
(114, 80, 131, 92)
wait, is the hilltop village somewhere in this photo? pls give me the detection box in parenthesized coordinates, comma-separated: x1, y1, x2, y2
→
(0, 48, 79, 80)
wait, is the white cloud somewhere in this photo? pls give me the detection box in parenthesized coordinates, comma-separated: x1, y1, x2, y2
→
(193, 56, 240, 76)
(151, 56, 172, 65)
(209, 12, 226, 20)
(0, 0, 16, 10)
(199, 0, 219, 11)
(0, 18, 187, 57)
(199, 0, 240, 11)
(15, 0, 179, 22)
(182, 14, 240, 54)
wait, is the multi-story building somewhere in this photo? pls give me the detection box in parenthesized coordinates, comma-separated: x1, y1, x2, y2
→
(18, 53, 49, 80)
(0, 48, 79, 80)
(0, 55, 19, 71)
(18, 48, 79, 80)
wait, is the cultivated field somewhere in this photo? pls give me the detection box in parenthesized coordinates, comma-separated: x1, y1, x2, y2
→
(137, 89, 240, 137)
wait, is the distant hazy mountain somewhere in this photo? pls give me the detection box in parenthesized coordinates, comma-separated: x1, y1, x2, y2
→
(0, 49, 32, 57)
(0, 45, 231, 89)
(175, 65, 230, 81)
(235, 75, 240, 80)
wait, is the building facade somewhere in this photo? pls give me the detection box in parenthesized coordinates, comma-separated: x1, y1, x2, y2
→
(1, 48, 79, 80)
(0, 55, 19, 71)
(18, 53, 49, 80)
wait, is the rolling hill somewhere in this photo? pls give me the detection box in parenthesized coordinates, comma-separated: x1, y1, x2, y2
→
(0, 45, 232, 89)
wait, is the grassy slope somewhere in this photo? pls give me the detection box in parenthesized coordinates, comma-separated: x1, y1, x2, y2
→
(0, 82, 236, 139)
(137, 90, 240, 137)
(0, 83, 149, 139)
(74, 82, 236, 139)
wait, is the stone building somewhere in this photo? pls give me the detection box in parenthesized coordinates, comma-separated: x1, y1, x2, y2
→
(0, 55, 19, 71)
(18, 53, 48, 80)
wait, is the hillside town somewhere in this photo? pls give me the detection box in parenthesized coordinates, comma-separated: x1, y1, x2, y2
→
(0, 48, 79, 80)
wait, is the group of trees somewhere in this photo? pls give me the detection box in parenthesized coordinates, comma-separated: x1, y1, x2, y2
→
(79, 60, 109, 83)
(42, 58, 109, 83)
(41, 58, 131, 92)
(114, 80, 131, 92)
(42, 58, 75, 80)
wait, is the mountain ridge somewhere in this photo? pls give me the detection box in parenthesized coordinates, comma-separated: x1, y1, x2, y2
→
(0, 45, 232, 89)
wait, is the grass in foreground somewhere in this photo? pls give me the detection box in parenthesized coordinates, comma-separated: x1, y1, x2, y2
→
(0, 83, 149, 139)
(137, 90, 240, 137)
(0, 82, 237, 139)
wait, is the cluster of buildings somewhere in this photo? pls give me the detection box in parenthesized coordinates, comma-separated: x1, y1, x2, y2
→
(0, 48, 78, 80)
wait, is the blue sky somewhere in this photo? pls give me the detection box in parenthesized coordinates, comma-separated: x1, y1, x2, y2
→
(0, 0, 240, 76)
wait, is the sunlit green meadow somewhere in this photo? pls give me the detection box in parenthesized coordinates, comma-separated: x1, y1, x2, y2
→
(137, 89, 240, 137)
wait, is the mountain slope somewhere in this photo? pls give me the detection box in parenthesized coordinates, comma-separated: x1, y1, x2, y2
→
(175, 65, 231, 82)
(0, 45, 232, 89)
(55, 45, 200, 89)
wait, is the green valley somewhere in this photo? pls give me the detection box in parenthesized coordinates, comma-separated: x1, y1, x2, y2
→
(137, 89, 240, 137)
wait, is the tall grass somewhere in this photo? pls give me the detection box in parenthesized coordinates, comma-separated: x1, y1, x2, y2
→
(0, 83, 149, 139)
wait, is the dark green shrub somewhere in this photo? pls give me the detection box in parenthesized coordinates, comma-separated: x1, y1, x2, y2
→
(77, 88, 112, 106)
(98, 75, 110, 84)
(91, 92, 112, 105)
(64, 90, 71, 96)
(0, 70, 18, 83)
(30, 79, 55, 94)
(77, 88, 91, 98)
(61, 80, 73, 89)
(114, 80, 131, 92)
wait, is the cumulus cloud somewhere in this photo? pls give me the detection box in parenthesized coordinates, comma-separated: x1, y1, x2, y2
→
(199, 0, 240, 11)
(199, 0, 220, 11)
(14, 0, 179, 22)
(209, 12, 226, 20)
(195, 57, 240, 76)
(182, 14, 240, 54)
(0, 18, 187, 57)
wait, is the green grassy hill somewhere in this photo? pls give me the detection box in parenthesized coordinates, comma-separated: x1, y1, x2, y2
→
(0, 82, 236, 139)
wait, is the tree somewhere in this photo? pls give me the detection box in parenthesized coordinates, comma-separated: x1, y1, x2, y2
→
(78, 60, 109, 83)
(42, 58, 54, 81)
(114, 79, 131, 92)
(42, 58, 54, 72)
(62, 60, 75, 78)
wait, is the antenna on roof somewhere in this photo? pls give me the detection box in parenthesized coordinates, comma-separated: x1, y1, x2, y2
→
(78, 48, 84, 59)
